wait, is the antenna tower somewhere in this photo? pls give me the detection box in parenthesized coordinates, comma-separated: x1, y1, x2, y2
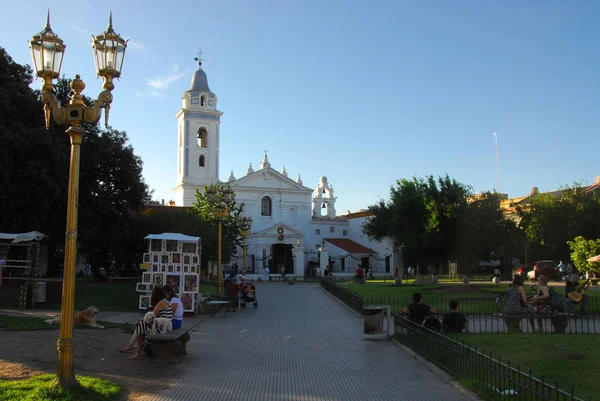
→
(493, 132, 500, 193)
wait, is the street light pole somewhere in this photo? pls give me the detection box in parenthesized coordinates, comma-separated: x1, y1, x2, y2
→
(217, 217, 222, 296)
(206, 185, 234, 297)
(28, 11, 127, 388)
(238, 217, 252, 276)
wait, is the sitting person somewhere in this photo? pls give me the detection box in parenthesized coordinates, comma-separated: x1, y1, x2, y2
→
(402, 292, 437, 324)
(442, 300, 467, 333)
(504, 275, 534, 316)
(222, 279, 240, 310)
(120, 286, 172, 360)
(163, 284, 183, 329)
(565, 274, 589, 313)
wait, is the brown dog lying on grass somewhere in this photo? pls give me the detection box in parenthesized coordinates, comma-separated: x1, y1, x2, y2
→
(44, 306, 105, 328)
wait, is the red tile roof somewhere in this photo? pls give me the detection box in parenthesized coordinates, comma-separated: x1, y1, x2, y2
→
(324, 238, 371, 254)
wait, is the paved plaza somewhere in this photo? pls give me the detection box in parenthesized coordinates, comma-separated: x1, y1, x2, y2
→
(138, 283, 473, 401)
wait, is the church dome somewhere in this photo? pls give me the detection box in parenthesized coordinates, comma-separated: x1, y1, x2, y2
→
(187, 66, 214, 95)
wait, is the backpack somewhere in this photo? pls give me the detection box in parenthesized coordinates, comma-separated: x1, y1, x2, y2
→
(548, 287, 564, 312)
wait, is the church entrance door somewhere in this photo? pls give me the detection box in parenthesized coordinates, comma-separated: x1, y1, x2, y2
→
(272, 244, 293, 275)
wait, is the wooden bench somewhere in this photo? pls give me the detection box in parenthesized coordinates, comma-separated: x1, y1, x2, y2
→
(147, 320, 202, 364)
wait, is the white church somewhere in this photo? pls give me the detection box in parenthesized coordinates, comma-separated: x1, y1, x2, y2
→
(171, 60, 401, 278)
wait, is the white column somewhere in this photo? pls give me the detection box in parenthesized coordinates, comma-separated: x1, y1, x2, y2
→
(293, 247, 305, 278)
(319, 246, 329, 271)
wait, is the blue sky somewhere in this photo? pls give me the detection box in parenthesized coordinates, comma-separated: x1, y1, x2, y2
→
(2, 0, 600, 213)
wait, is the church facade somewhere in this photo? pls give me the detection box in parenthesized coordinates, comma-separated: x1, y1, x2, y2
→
(172, 62, 401, 278)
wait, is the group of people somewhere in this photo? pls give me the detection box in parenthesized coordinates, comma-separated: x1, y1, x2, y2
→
(402, 293, 467, 333)
(402, 272, 591, 334)
(120, 284, 183, 360)
(222, 272, 257, 310)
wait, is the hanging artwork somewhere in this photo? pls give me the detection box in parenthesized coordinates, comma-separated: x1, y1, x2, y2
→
(184, 274, 198, 292)
(165, 274, 181, 292)
(142, 272, 151, 283)
(181, 292, 195, 310)
(139, 295, 150, 310)
(152, 274, 164, 286)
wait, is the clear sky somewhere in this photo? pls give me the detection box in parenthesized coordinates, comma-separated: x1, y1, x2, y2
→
(2, 0, 599, 213)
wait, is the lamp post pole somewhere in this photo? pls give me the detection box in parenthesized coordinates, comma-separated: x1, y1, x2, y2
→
(238, 217, 252, 276)
(28, 12, 127, 388)
(206, 185, 233, 297)
(217, 218, 222, 296)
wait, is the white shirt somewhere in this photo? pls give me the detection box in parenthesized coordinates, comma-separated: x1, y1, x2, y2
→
(170, 297, 184, 319)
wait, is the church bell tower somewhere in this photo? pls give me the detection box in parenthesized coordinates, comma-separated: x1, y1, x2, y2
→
(173, 57, 223, 206)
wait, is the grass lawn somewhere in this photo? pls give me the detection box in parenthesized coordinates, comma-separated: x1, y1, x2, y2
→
(0, 374, 122, 401)
(0, 280, 219, 312)
(0, 315, 131, 332)
(451, 333, 600, 398)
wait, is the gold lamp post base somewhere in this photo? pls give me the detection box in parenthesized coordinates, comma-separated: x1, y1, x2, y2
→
(54, 338, 79, 388)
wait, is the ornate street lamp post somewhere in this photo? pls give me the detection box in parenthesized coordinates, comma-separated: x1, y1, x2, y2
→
(206, 185, 234, 296)
(238, 217, 252, 276)
(28, 11, 127, 388)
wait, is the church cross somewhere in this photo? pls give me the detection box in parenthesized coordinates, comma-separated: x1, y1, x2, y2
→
(263, 149, 268, 157)
(194, 50, 206, 66)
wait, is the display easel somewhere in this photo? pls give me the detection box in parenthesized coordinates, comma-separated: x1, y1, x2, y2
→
(139, 233, 202, 313)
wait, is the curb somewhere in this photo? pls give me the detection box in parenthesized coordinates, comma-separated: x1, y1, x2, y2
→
(391, 338, 483, 401)
(318, 286, 362, 318)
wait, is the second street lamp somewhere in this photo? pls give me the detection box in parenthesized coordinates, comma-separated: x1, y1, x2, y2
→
(206, 185, 234, 296)
(28, 11, 127, 388)
(238, 217, 252, 276)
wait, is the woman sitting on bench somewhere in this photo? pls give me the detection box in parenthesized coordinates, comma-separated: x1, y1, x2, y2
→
(120, 286, 172, 359)
(163, 284, 183, 329)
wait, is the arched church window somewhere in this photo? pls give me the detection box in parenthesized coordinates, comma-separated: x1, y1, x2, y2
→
(197, 127, 208, 148)
(199, 155, 205, 167)
(261, 196, 272, 216)
(200, 96, 206, 106)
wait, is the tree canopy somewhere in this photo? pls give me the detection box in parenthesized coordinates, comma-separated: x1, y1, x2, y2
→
(0, 47, 152, 274)
(518, 185, 600, 262)
(567, 236, 600, 275)
(363, 174, 518, 271)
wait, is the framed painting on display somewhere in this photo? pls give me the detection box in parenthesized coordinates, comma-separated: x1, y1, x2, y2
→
(183, 274, 198, 292)
(139, 295, 150, 310)
(165, 274, 181, 293)
(152, 274, 164, 287)
(181, 292, 195, 311)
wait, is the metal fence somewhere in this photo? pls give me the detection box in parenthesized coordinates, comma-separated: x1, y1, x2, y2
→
(393, 314, 592, 401)
(319, 278, 364, 313)
(366, 294, 600, 334)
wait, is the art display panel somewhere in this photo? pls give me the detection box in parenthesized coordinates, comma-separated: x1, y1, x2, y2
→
(138, 235, 202, 312)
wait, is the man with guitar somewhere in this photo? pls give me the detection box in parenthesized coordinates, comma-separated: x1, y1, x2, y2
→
(565, 274, 590, 313)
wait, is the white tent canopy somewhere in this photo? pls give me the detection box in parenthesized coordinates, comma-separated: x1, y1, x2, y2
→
(144, 233, 200, 242)
(0, 231, 47, 244)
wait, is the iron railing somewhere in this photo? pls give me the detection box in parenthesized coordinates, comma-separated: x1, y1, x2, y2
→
(319, 278, 364, 313)
(365, 295, 600, 334)
(393, 314, 592, 401)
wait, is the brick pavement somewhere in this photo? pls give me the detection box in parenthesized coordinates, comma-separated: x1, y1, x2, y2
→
(139, 283, 472, 401)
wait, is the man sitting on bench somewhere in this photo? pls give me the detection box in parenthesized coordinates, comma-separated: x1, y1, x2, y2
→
(222, 280, 240, 310)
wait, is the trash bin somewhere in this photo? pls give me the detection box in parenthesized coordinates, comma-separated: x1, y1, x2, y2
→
(34, 281, 47, 303)
(363, 305, 384, 334)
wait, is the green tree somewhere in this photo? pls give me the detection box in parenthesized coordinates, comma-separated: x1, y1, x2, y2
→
(363, 175, 520, 272)
(518, 184, 600, 261)
(567, 236, 600, 275)
(363, 175, 472, 266)
(0, 48, 152, 276)
(192, 184, 244, 259)
(455, 192, 520, 266)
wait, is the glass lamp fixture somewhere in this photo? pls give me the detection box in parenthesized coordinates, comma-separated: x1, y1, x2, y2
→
(29, 11, 65, 91)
